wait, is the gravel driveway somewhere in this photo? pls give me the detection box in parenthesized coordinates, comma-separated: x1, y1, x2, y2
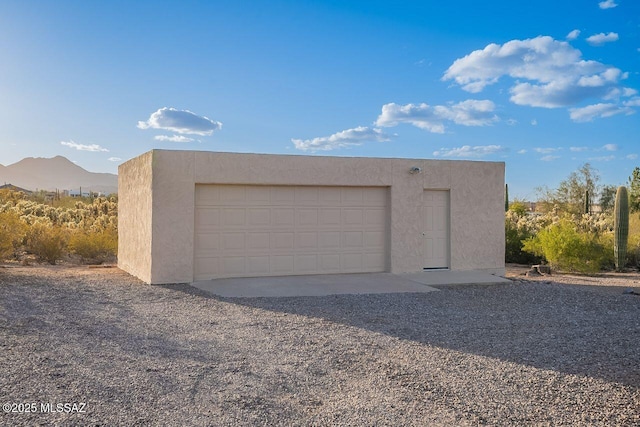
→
(1, 265, 639, 426)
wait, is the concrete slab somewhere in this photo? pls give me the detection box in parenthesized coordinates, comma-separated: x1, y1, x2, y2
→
(191, 270, 510, 298)
(399, 270, 511, 287)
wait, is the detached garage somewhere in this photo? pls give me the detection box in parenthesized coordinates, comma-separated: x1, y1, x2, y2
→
(118, 150, 504, 284)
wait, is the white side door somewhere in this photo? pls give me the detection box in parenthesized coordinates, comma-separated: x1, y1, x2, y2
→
(423, 190, 450, 269)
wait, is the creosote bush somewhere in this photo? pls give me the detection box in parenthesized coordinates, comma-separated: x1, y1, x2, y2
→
(522, 219, 606, 273)
(0, 211, 27, 260)
(68, 227, 118, 263)
(25, 224, 69, 265)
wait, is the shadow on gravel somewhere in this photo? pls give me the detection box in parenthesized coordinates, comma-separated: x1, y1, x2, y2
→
(3, 268, 638, 392)
(190, 282, 640, 388)
(0, 270, 220, 367)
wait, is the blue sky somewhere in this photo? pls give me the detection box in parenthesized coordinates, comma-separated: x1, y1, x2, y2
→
(1, 0, 639, 199)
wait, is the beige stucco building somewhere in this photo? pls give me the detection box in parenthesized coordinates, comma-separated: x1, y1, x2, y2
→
(118, 150, 505, 284)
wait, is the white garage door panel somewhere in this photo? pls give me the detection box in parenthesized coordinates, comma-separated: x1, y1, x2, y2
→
(194, 185, 389, 279)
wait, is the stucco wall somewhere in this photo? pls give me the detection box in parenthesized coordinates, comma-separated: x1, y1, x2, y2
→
(450, 161, 505, 272)
(117, 151, 154, 283)
(119, 149, 505, 284)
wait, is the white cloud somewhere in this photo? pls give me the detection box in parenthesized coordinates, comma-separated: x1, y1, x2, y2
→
(567, 29, 581, 40)
(108, 157, 122, 162)
(292, 126, 391, 152)
(586, 32, 619, 46)
(444, 37, 585, 95)
(61, 140, 109, 152)
(602, 143, 618, 151)
(376, 103, 442, 133)
(570, 146, 589, 152)
(627, 154, 638, 160)
(154, 135, 195, 142)
(598, 0, 617, 9)
(137, 107, 222, 135)
(589, 155, 616, 161)
(432, 145, 507, 158)
(540, 155, 560, 161)
(517, 149, 527, 154)
(442, 36, 633, 113)
(602, 86, 636, 100)
(375, 100, 498, 133)
(534, 147, 562, 154)
(531, 119, 538, 126)
(440, 100, 499, 126)
(569, 103, 633, 122)
(623, 97, 640, 107)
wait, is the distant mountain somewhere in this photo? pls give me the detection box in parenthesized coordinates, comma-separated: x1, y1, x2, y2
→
(0, 156, 118, 194)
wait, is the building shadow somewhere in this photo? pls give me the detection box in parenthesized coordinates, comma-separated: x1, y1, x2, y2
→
(191, 281, 640, 388)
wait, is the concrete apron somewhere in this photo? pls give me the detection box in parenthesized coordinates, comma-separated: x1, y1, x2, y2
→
(191, 270, 511, 298)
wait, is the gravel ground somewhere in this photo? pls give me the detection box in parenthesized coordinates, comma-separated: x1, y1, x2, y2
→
(1, 265, 639, 426)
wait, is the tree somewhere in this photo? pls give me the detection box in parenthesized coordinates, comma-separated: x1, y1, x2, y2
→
(628, 167, 640, 213)
(536, 163, 600, 215)
(599, 185, 617, 213)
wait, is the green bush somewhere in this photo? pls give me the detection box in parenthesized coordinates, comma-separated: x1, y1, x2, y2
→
(505, 220, 542, 264)
(0, 211, 27, 260)
(25, 224, 68, 265)
(598, 233, 616, 270)
(522, 219, 606, 273)
(505, 207, 543, 265)
(68, 227, 117, 263)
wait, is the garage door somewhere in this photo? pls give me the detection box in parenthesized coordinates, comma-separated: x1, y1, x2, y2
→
(194, 185, 389, 280)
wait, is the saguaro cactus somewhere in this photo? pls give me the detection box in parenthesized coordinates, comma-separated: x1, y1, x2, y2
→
(614, 186, 629, 271)
(584, 190, 590, 214)
(505, 183, 509, 212)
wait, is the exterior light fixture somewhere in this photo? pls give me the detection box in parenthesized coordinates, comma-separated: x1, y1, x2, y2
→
(409, 167, 422, 174)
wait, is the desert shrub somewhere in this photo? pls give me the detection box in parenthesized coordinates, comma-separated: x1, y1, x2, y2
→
(508, 201, 529, 217)
(0, 211, 27, 260)
(0, 190, 119, 264)
(505, 211, 542, 264)
(25, 224, 69, 265)
(0, 191, 117, 233)
(522, 219, 606, 273)
(506, 225, 542, 264)
(598, 232, 617, 270)
(573, 212, 613, 234)
(68, 227, 117, 263)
